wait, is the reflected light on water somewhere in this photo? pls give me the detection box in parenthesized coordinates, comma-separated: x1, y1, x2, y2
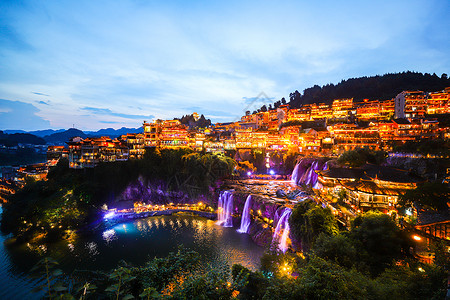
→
(102, 229, 116, 243)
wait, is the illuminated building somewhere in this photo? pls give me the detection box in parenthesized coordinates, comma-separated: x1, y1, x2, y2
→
(311, 103, 333, 120)
(415, 210, 450, 241)
(329, 123, 380, 153)
(317, 164, 423, 212)
(143, 120, 189, 149)
(286, 106, 311, 121)
(266, 132, 289, 151)
(298, 128, 322, 153)
(394, 91, 427, 119)
(235, 129, 267, 149)
(380, 99, 395, 119)
(355, 99, 381, 120)
(143, 120, 161, 147)
(122, 133, 145, 159)
(17, 163, 48, 182)
(67, 137, 128, 169)
(159, 120, 189, 148)
(427, 88, 450, 114)
(46, 145, 69, 166)
(332, 98, 354, 119)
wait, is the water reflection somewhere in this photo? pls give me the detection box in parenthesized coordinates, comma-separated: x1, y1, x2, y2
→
(1, 214, 264, 299)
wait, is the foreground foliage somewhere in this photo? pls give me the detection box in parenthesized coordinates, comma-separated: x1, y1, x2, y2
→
(31, 245, 447, 300)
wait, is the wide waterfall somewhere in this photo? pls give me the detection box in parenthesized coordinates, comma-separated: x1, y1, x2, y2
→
(291, 158, 328, 187)
(272, 208, 292, 253)
(216, 191, 234, 227)
(237, 195, 252, 233)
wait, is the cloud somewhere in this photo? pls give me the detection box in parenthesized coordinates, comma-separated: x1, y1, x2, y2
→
(0, 99, 50, 130)
(37, 100, 49, 105)
(100, 120, 120, 124)
(32, 92, 50, 96)
(80, 106, 155, 120)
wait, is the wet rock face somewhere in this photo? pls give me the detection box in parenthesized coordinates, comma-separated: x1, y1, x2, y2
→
(248, 219, 273, 247)
(118, 177, 215, 207)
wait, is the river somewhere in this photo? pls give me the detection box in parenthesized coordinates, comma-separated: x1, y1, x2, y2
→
(0, 207, 264, 299)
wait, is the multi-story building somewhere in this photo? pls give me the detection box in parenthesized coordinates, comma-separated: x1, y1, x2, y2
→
(394, 91, 427, 119)
(380, 99, 395, 119)
(67, 137, 128, 169)
(332, 98, 354, 119)
(311, 103, 333, 120)
(427, 88, 450, 115)
(316, 164, 423, 212)
(330, 123, 380, 153)
(356, 99, 381, 121)
(235, 129, 267, 149)
(122, 133, 145, 159)
(143, 120, 189, 149)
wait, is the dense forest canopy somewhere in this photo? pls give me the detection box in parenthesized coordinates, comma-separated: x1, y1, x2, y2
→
(285, 71, 450, 108)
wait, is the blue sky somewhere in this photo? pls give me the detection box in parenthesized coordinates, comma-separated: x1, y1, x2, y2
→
(0, 0, 449, 131)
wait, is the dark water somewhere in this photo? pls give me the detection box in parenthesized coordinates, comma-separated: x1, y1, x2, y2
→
(0, 208, 264, 299)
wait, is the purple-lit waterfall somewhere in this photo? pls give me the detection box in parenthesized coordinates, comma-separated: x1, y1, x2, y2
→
(291, 158, 328, 187)
(237, 195, 252, 233)
(216, 191, 234, 227)
(272, 208, 292, 253)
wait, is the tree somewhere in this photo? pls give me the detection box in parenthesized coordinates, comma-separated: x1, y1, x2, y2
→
(398, 182, 450, 211)
(350, 211, 408, 275)
(312, 233, 357, 269)
(289, 200, 338, 251)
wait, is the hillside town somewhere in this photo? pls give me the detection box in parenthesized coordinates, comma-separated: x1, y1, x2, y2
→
(1, 88, 449, 260)
(57, 88, 449, 169)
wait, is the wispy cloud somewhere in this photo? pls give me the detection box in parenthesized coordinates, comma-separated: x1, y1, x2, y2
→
(0, 0, 449, 130)
(0, 99, 50, 130)
(81, 107, 154, 120)
(32, 92, 50, 96)
(37, 100, 49, 105)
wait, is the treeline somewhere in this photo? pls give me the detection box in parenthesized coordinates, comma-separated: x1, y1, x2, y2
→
(30, 204, 448, 299)
(176, 113, 211, 129)
(0, 148, 236, 241)
(0, 147, 46, 166)
(271, 71, 450, 109)
(0, 130, 46, 146)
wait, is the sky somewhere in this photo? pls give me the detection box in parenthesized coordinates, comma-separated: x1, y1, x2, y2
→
(0, 0, 449, 131)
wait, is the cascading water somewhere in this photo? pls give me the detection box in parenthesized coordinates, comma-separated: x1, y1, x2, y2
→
(272, 208, 292, 253)
(291, 158, 328, 187)
(216, 191, 234, 227)
(237, 195, 252, 233)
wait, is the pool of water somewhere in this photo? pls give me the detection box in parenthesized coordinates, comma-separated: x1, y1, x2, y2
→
(0, 208, 264, 299)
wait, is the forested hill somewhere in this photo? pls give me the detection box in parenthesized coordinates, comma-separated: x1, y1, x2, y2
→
(287, 71, 450, 108)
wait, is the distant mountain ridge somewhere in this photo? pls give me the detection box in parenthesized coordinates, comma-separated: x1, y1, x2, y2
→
(0, 126, 144, 147)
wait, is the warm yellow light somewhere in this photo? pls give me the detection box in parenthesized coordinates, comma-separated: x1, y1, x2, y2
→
(198, 202, 203, 206)
(418, 267, 425, 272)
(413, 235, 422, 241)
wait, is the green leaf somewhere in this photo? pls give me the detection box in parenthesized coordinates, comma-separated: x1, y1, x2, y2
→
(122, 294, 134, 300)
(53, 286, 68, 292)
(105, 286, 117, 292)
(53, 269, 63, 276)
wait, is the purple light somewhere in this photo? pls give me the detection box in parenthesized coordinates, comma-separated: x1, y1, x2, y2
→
(269, 170, 275, 175)
(247, 171, 252, 176)
(104, 211, 115, 219)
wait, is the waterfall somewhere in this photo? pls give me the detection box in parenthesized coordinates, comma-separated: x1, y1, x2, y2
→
(216, 191, 234, 227)
(292, 158, 328, 187)
(291, 163, 300, 184)
(237, 195, 252, 233)
(272, 208, 292, 253)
